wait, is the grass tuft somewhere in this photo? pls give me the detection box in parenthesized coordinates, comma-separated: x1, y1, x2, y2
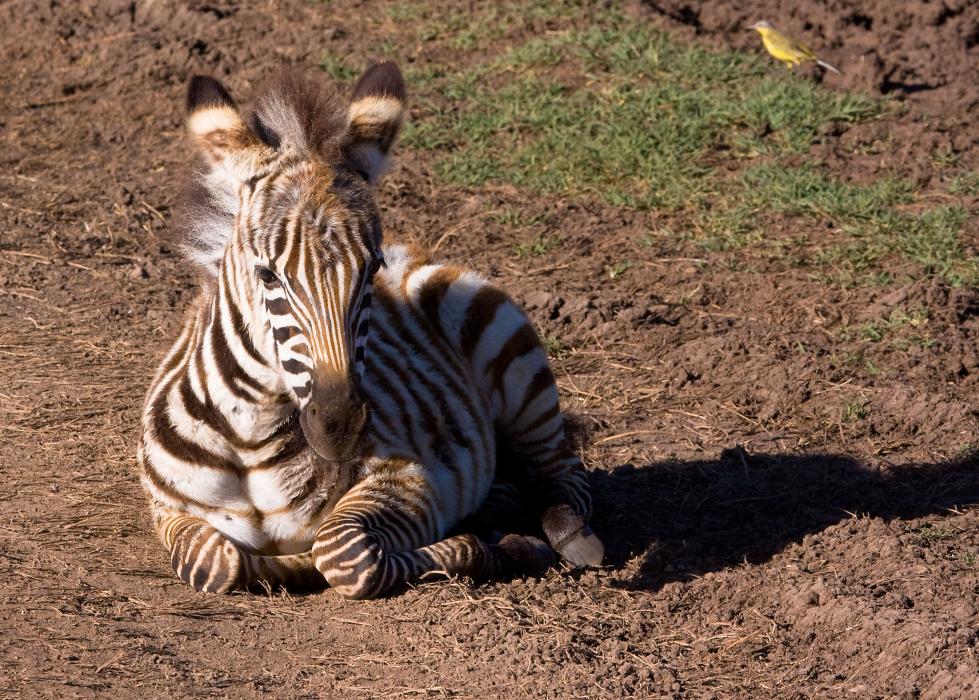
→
(701, 165, 975, 284)
(513, 233, 560, 259)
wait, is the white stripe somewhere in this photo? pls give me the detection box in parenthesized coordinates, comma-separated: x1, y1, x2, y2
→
(471, 302, 527, 377)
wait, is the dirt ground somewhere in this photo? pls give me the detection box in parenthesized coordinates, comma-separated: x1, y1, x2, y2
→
(1, 1, 978, 697)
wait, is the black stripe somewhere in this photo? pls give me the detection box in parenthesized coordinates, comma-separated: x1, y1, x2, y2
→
(272, 324, 300, 344)
(514, 402, 561, 439)
(512, 366, 557, 425)
(490, 324, 540, 392)
(150, 387, 242, 472)
(293, 384, 311, 399)
(266, 297, 291, 316)
(416, 267, 458, 332)
(281, 358, 310, 376)
(181, 370, 299, 452)
(271, 211, 293, 260)
(361, 336, 429, 460)
(460, 286, 509, 358)
(224, 272, 266, 366)
(373, 288, 487, 446)
(209, 299, 266, 399)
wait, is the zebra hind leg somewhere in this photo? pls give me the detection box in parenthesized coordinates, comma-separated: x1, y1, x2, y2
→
(471, 301, 604, 566)
(498, 436, 605, 568)
(453, 477, 571, 573)
(452, 479, 527, 543)
(156, 512, 325, 593)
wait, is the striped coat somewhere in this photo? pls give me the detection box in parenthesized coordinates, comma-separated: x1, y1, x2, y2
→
(138, 63, 603, 597)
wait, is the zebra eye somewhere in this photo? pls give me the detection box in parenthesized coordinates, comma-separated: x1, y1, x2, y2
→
(369, 255, 385, 274)
(255, 265, 279, 286)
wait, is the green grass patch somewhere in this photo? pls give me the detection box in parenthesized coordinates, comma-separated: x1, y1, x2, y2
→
(400, 13, 880, 210)
(907, 523, 957, 545)
(815, 204, 975, 285)
(857, 308, 934, 351)
(606, 260, 633, 280)
(701, 164, 976, 283)
(321, 0, 976, 285)
(489, 205, 550, 230)
(320, 54, 360, 82)
(835, 307, 936, 353)
(946, 171, 979, 196)
(858, 307, 929, 340)
(829, 349, 880, 377)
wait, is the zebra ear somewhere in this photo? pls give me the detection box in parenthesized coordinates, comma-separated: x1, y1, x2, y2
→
(186, 75, 269, 176)
(343, 62, 405, 184)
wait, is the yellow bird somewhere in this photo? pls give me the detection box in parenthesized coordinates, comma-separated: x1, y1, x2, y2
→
(749, 20, 841, 75)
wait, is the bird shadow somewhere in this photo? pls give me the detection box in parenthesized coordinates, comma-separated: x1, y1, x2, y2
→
(880, 79, 939, 96)
(586, 446, 979, 591)
(643, 1, 702, 29)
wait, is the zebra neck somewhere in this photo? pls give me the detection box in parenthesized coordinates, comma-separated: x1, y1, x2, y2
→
(189, 271, 296, 448)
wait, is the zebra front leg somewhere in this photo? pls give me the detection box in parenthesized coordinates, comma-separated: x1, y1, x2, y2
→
(311, 479, 553, 599)
(155, 511, 324, 593)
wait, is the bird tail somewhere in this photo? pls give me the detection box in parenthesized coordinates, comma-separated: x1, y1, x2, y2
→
(816, 59, 841, 75)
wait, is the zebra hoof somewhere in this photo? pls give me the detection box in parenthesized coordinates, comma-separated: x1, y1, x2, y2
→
(555, 527, 605, 568)
(541, 503, 604, 567)
(498, 534, 555, 576)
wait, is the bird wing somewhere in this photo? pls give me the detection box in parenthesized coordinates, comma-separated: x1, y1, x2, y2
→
(793, 38, 817, 60)
(764, 29, 816, 62)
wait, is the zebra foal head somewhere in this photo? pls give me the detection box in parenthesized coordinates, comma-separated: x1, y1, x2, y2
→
(181, 63, 405, 461)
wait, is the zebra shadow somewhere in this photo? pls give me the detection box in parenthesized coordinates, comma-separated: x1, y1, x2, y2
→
(586, 446, 979, 591)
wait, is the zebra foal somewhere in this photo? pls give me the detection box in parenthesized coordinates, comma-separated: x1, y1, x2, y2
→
(137, 62, 604, 597)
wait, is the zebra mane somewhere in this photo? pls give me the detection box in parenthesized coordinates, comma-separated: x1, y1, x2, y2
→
(252, 69, 347, 157)
(174, 70, 348, 275)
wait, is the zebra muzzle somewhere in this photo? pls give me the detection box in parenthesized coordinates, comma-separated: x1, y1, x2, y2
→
(299, 383, 369, 462)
